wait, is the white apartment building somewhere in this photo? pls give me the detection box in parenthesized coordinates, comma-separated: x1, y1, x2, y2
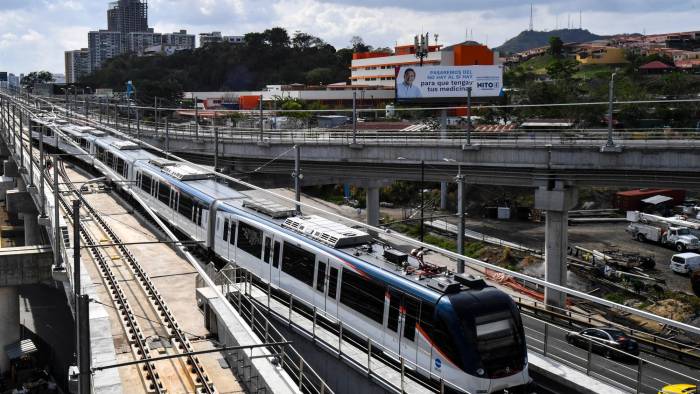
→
(199, 32, 244, 47)
(65, 48, 90, 83)
(88, 30, 122, 71)
(126, 31, 162, 54)
(162, 30, 195, 50)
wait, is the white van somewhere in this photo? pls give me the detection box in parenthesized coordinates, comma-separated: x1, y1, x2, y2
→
(670, 253, 700, 274)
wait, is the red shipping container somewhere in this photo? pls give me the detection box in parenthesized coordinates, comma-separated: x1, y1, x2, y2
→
(613, 189, 686, 211)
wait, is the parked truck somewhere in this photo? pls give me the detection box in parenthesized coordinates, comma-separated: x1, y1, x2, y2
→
(626, 211, 700, 252)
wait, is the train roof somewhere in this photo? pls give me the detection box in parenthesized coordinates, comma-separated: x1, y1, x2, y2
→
(94, 137, 487, 303)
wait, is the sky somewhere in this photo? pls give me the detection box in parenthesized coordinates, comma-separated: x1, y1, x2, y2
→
(1, 0, 699, 75)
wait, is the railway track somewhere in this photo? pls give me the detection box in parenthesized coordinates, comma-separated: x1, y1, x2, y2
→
(54, 161, 216, 394)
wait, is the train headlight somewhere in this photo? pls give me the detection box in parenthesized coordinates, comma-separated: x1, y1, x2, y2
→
(476, 368, 485, 376)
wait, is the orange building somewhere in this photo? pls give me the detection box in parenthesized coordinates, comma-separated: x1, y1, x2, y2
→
(350, 40, 498, 87)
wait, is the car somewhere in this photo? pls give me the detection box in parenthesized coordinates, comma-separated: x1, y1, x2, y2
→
(670, 253, 700, 275)
(565, 327, 639, 358)
(659, 383, 697, 394)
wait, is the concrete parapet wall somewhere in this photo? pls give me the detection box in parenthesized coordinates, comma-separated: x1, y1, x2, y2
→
(0, 245, 53, 287)
(139, 135, 700, 189)
(196, 287, 302, 394)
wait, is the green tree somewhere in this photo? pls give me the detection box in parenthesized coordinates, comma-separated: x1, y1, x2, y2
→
(548, 36, 563, 57)
(305, 67, 334, 85)
(350, 36, 371, 52)
(546, 59, 578, 80)
(21, 71, 54, 90)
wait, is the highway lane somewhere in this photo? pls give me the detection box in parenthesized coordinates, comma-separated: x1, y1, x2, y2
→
(523, 315, 700, 394)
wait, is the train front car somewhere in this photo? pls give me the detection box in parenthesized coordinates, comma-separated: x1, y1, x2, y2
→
(440, 287, 529, 393)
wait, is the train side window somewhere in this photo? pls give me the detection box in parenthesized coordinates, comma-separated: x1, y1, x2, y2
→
(140, 174, 152, 194)
(96, 146, 105, 162)
(327, 267, 338, 299)
(281, 242, 315, 286)
(237, 222, 263, 257)
(403, 296, 420, 341)
(123, 164, 129, 178)
(158, 183, 170, 205)
(106, 152, 114, 168)
(340, 269, 385, 324)
(387, 289, 401, 332)
(229, 221, 237, 246)
(420, 303, 437, 340)
(433, 316, 460, 367)
(116, 157, 124, 175)
(263, 237, 271, 264)
(223, 218, 230, 241)
(178, 193, 193, 219)
(197, 205, 203, 226)
(272, 241, 280, 268)
(316, 261, 326, 292)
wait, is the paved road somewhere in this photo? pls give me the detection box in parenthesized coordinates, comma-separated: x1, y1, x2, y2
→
(523, 315, 699, 394)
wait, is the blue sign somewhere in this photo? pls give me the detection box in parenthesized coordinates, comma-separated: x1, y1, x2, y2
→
(434, 358, 442, 369)
(126, 80, 135, 98)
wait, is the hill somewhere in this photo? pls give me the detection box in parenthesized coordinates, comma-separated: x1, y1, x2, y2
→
(495, 28, 604, 54)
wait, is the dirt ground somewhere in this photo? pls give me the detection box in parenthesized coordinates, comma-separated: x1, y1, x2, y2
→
(437, 215, 694, 295)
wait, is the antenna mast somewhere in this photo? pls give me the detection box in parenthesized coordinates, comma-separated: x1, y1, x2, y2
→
(529, 3, 534, 31)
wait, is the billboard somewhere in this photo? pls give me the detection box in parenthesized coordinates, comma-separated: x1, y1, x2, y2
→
(395, 65, 503, 102)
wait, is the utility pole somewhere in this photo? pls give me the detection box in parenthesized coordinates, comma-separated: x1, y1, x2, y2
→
(456, 165, 466, 273)
(414, 32, 430, 66)
(39, 127, 46, 218)
(466, 87, 473, 145)
(154, 97, 159, 136)
(54, 157, 61, 269)
(194, 94, 199, 140)
(259, 95, 264, 142)
(165, 117, 170, 154)
(420, 160, 425, 243)
(606, 73, 616, 147)
(294, 145, 302, 213)
(214, 126, 219, 171)
(352, 91, 357, 144)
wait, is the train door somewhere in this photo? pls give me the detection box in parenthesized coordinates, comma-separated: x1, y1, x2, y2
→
(270, 240, 281, 287)
(170, 190, 179, 224)
(325, 263, 339, 318)
(400, 295, 420, 364)
(313, 258, 328, 310)
(262, 234, 273, 282)
(221, 216, 231, 260)
(383, 288, 403, 354)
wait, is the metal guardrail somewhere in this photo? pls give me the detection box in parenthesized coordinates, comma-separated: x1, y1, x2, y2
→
(217, 265, 466, 394)
(525, 314, 700, 394)
(49, 98, 700, 149)
(516, 298, 700, 369)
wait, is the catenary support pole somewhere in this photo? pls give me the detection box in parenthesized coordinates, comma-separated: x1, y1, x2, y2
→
(456, 166, 466, 273)
(294, 145, 301, 213)
(466, 87, 472, 146)
(53, 157, 60, 268)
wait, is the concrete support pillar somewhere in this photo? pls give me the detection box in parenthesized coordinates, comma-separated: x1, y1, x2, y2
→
(23, 213, 41, 246)
(366, 186, 380, 228)
(535, 182, 578, 309)
(440, 182, 448, 210)
(0, 287, 20, 373)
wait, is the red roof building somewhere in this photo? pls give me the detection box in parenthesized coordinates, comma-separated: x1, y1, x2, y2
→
(638, 60, 675, 73)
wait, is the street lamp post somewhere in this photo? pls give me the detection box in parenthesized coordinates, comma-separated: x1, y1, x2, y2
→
(420, 159, 425, 243)
(606, 72, 616, 147)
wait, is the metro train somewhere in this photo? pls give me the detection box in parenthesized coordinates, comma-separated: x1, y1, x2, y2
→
(30, 118, 531, 394)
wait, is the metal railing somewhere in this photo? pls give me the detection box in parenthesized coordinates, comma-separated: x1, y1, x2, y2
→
(217, 265, 467, 394)
(526, 314, 700, 394)
(45, 96, 700, 149)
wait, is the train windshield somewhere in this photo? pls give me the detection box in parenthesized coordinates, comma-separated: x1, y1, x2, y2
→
(468, 310, 525, 378)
